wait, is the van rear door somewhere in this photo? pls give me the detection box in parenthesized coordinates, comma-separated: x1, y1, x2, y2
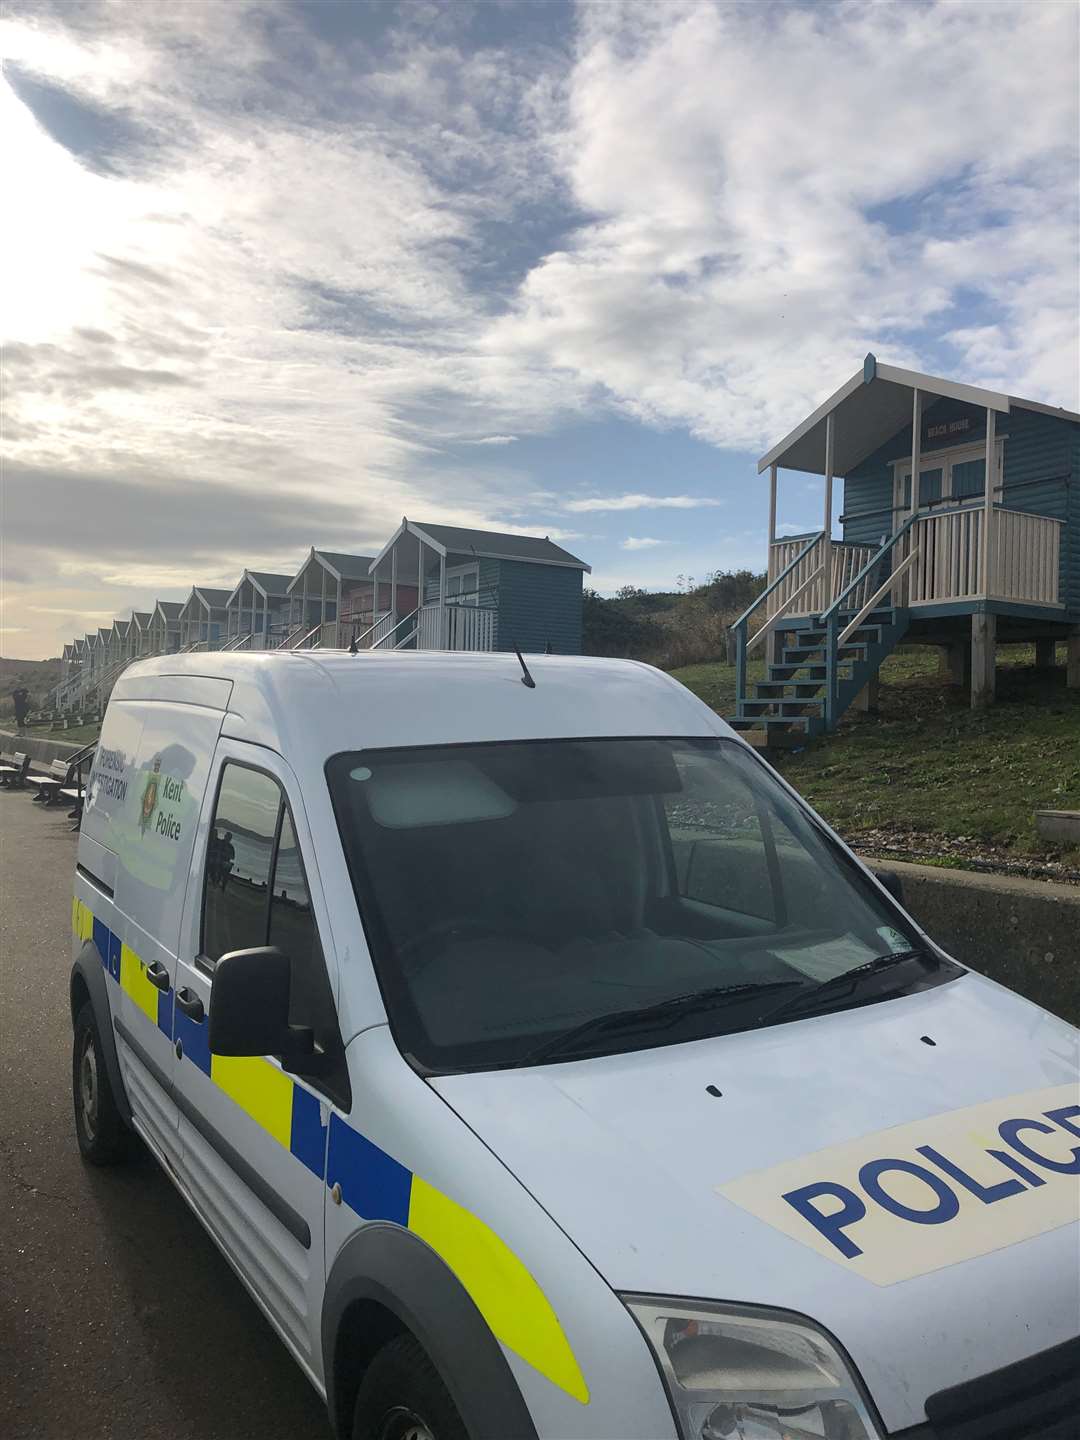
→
(81, 691, 226, 1166)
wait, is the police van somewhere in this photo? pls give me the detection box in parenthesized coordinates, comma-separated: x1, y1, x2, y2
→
(71, 651, 1079, 1440)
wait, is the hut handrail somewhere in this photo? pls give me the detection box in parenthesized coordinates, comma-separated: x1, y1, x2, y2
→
(819, 515, 918, 624)
(732, 531, 824, 632)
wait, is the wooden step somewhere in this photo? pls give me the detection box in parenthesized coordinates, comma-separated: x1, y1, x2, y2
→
(726, 715, 807, 732)
(739, 699, 823, 718)
(767, 663, 852, 683)
(784, 643, 867, 663)
(752, 679, 825, 699)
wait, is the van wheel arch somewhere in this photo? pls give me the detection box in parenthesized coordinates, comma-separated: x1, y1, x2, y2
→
(323, 1224, 537, 1440)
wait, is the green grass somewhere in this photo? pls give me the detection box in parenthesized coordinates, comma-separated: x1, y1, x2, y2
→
(670, 644, 1080, 867)
(46, 723, 102, 744)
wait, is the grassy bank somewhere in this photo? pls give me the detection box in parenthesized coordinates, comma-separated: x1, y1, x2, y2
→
(671, 645, 1080, 871)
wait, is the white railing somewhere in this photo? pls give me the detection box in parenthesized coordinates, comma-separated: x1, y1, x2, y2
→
(893, 506, 1062, 608)
(415, 603, 497, 651)
(991, 509, 1062, 606)
(830, 541, 878, 614)
(769, 507, 1062, 616)
(765, 534, 823, 618)
(766, 536, 876, 618)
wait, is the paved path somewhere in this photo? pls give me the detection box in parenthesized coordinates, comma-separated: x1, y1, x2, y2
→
(0, 789, 331, 1439)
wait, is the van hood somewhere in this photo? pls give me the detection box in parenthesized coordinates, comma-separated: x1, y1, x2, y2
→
(433, 973, 1080, 1433)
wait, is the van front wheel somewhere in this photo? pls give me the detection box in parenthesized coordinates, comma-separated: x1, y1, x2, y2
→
(72, 1002, 130, 1165)
(352, 1334, 468, 1440)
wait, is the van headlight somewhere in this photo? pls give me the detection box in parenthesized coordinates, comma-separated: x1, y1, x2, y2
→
(623, 1297, 883, 1440)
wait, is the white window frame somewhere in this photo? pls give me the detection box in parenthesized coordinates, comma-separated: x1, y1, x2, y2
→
(444, 562, 479, 606)
(891, 437, 1004, 516)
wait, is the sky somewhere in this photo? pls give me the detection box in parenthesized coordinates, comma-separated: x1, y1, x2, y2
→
(2, 0, 1078, 661)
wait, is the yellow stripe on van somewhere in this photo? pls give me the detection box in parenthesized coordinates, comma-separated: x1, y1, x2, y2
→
(72, 897, 94, 942)
(210, 1055, 294, 1150)
(408, 1175, 590, 1405)
(119, 943, 159, 1025)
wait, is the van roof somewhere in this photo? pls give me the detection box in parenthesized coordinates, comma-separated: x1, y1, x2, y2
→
(111, 650, 726, 757)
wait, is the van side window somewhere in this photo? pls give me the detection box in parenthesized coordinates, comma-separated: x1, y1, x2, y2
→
(270, 810, 350, 1105)
(203, 764, 280, 961)
(202, 762, 350, 1107)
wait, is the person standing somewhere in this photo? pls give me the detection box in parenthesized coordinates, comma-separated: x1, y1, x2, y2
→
(12, 687, 30, 731)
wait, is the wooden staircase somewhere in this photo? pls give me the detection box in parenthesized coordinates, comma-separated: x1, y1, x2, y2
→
(726, 606, 908, 744)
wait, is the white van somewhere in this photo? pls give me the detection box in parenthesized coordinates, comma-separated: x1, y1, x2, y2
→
(71, 651, 1079, 1440)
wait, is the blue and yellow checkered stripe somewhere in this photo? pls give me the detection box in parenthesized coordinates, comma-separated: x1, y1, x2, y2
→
(73, 897, 173, 1037)
(73, 898, 588, 1405)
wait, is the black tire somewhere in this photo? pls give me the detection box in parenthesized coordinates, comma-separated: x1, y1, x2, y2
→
(72, 1000, 131, 1165)
(352, 1334, 469, 1440)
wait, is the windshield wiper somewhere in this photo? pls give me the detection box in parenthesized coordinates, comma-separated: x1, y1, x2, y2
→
(510, 980, 806, 1069)
(755, 948, 940, 1028)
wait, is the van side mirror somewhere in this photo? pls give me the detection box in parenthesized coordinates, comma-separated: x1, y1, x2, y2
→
(876, 869, 904, 906)
(208, 946, 314, 1065)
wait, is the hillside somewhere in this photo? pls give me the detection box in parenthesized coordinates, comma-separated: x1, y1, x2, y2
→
(0, 656, 61, 718)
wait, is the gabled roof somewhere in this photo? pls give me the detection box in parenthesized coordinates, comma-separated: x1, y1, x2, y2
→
(154, 600, 183, 621)
(287, 548, 378, 591)
(183, 586, 232, 612)
(370, 519, 591, 573)
(759, 354, 1080, 477)
(115, 618, 132, 635)
(132, 611, 153, 628)
(228, 569, 294, 605)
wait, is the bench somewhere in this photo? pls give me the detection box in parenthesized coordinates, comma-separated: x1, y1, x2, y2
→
(0, 752, 31, 787)
(59, 741, 96, 829)
(26, 759, 72, 805)
(60, 777, 87, 828)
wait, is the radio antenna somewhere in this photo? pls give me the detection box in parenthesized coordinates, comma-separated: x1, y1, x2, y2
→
(514, 645, 536, 689)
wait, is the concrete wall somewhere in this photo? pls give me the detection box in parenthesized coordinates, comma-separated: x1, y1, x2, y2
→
(867, 857, 1080, 1025)
(0, 729, 86, 767)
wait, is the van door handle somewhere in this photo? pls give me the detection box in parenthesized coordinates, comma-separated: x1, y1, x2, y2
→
(145, 962, 171, 992)
(175, 988, 205, 1022)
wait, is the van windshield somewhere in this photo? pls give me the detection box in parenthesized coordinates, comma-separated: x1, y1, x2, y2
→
(327, 738, 952, 1072)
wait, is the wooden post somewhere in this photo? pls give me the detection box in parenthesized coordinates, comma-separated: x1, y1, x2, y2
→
(1034, 638, 1056, 670)
(853, 677, 880, 713)
(823, 413, 835, 607)
(1067, 628, 1080, 689)
(981, 408, 996, 596)
(971, 611, 996, 708)
(768, 464, 777, 547)
(944, 641, 971, 688)
(910, 388, 922, 515)
(439, 552, 447, 647)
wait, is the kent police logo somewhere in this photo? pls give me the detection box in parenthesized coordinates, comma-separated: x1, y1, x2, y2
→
(717, 1083, 1080, 1285)
(140, 755, 161, 835)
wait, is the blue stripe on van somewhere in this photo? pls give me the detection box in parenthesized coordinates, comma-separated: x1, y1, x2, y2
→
(327, 1114, 411, 1225)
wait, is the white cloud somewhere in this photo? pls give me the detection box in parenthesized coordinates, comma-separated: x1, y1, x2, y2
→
(621, 536, 665, 550)
(566, 493, 724, 512)
(468, 435, 520, 446)
(487, 0, 1078, 446)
